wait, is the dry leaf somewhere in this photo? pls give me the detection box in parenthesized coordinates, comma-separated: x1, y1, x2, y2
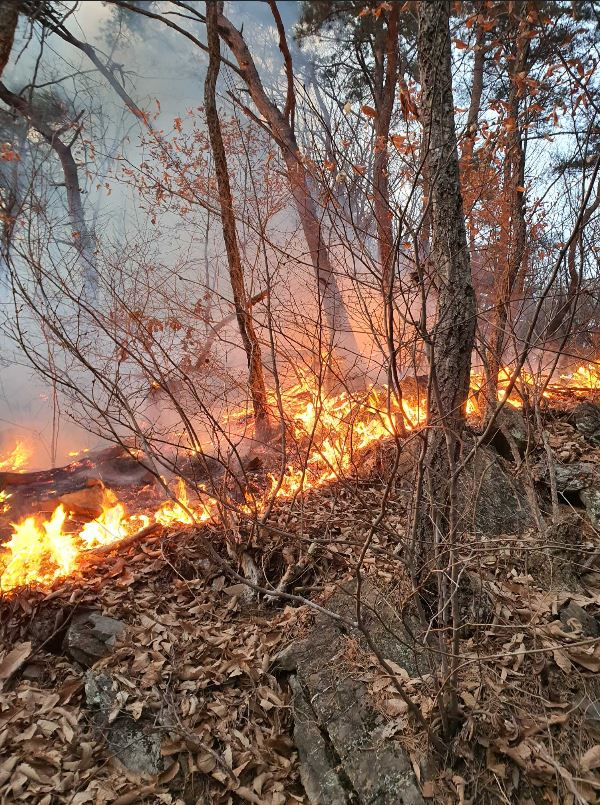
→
(0, 642, 32, 684)
(580, 745, 600, 771)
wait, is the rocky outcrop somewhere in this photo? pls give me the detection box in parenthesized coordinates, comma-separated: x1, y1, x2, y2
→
(277, 582, 425, 805)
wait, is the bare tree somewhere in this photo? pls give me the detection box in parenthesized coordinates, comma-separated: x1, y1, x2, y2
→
(204, 0, 272, 437)
(0, 83, 98, 293)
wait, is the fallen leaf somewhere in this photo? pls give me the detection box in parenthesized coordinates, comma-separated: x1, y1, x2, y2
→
(580, 744, 600, 771)
(0, 642, 32, 685)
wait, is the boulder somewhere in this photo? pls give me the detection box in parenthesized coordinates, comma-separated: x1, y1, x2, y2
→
(463, 443, 533, 536)
(58, 478, 106, 518)
(85, 670, 163, 776)
(581, 488, 600, 528)
(63, 611, 125, 667)
(535, 460, 597, 493)
(488, 408, 531, 457)
(279, 582, 425, 805)
(571, 402, 600, 446)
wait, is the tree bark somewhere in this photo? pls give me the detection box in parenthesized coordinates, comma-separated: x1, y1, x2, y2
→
(415, 0, 476, 730)
(418, 1, 475, 438)
(216, 7, 361, 380)
(0, 0, 19, 79)
(484, 5, 529, 416)
(204, 0, 271, 437)
(415, 0, 475, 561)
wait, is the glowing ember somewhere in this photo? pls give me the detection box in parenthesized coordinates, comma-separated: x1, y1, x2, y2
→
(67, 448, 91, 459)
(0, 440, 32, 472)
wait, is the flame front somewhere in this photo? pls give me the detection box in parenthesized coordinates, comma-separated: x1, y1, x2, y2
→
(2, 362, 600, 593)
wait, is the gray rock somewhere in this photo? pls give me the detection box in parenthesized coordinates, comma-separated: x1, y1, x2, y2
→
(393, 438, 533, 536)
(463, 443, 533, 536)
(576, 696, 600, 736)
(559, 601, 599, 637)
(581, 488, 600, 528)
(64, 612, 125, 667)
(490, 408, 531, 456)
(85, 670, 163, 777)
(287, 582, 425, 804)
(290, 675, 351, 805)
(572, 402, 600, 446)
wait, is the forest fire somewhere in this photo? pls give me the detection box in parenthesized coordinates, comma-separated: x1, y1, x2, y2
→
(1, 363, 599, 593)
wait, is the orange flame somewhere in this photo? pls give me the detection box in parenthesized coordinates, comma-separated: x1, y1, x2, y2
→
(3, 362, 600, 593)
(0, 440, 32, 473)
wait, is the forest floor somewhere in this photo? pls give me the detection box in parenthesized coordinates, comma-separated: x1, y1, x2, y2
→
(2, 402, 600, 803)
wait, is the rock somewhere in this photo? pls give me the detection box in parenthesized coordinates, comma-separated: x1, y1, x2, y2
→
(290, 675, 351, 805)
(464, 442, 533, 536)
(559, 601, 599, 637)
(535, 460, 597, 493)
(63, 611, 125, 666)
(285, 582, 425, 804)
(388, 437, 533, 536)
(581, 488, 600, 528)
(488, 408, 530, 457)
(577, 696, 600, 736)
(85, 670, 163, 776)
(572, 402, 600, 446)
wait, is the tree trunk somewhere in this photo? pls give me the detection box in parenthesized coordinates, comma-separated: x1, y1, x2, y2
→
(204, 0, 271, 437)
(415, 0, 475, 560)
(216, 8, 361, 381)
(372, 4, 399, 349)
(419, 0, 475, 439)
(415, 0, 476, 730)
(484, 6, 529, 416)
(0, 0, 19, 79)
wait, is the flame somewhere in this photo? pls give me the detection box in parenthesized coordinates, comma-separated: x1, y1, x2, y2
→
(0, 491, 10, 514)
(154, 478, 212, 525)
(0, 440, 32, 472)
(1, 505, 78, 590)
(560, 364, 600, 390)
(3, 361, 600, 593)
(0, 477, 218, 592)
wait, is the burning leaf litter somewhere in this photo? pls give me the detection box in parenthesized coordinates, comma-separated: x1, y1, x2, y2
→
(2, 365, 600, 593)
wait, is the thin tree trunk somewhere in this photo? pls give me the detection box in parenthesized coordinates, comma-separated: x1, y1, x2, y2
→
(485, 6, 529, 416)
(415, 0, 475, 557)
(216, 8, 361, 379)
(416, 0, 476, 731)
(372, 4, 399, 333)
(204, 0, 271, 437)
(462, 21, 485, 169)
(419, 1, 475, 438)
